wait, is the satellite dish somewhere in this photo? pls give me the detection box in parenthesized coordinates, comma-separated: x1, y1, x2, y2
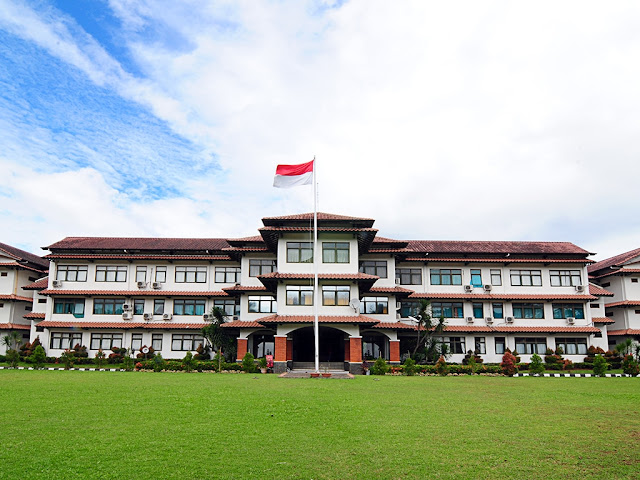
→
(142, 347, 150, 354)
(349, 298, 361, 312)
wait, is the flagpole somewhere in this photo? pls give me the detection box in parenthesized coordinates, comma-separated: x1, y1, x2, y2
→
(312, 156, 319, 373)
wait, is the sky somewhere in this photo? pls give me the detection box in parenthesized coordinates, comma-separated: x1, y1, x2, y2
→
(1, 0, 639, 261)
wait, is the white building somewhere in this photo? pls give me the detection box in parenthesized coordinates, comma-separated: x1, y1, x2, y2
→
(588, 248, 640, 349)
(0, 242, 49, 354)
(34, 213, 607, 372)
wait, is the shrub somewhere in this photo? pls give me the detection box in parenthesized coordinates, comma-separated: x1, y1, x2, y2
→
(152, 353, 165, 372)
(0, 355, 5, 363)
(241, 352, 256, 373)
(122, 352, 134, 371)
(73, 344, 89, 358)
(403, 357, 416, 376)
(5, 349, 20, 367)
(435, 356, 449, 376)
(183, 352, 196, 373)
(371, 357, 389, 375)
(194, 343, 210, 361)
(60, 349, 75, 370)
(592, 354, 608, 377)
(29, 345, 46, 369)
(500, 351, 517, 376)
(136, 346, 155, 359)
(94, 349, 106, 368)
(258, 356, 268, 370)
(622, 354, 640, 376)
(529, 353, 545, 375)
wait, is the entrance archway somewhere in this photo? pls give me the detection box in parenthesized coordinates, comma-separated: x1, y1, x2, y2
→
(290, 326, 345, 363)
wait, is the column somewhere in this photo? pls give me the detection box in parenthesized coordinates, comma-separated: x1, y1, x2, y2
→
(273, 335, 288, 374)
(348, 336, 362, 374)
(389, 340, 400, 364)
(286, 338, 293, 361)
(236, 338, 248, 362)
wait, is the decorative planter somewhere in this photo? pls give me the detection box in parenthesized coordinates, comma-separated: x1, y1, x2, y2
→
(310, 372, 320, 378)
(260, 368, 267, 374)
(321, 373, 332, 378)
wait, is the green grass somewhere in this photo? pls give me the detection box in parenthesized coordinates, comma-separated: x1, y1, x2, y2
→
(1, 372, 639, 479)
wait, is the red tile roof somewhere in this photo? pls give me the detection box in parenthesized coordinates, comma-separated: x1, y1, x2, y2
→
(0, 294, 34, 302)
(220, 320, 266, 328)
(0, 262, 48, 273)
(371, 321, 416, 330)
(0, 242, 49, 269)
(45, 237, 230, 251)
(405, 257, 593, 264)
(40, 289, 229, 297)
(256, 315, 379, 324)
(607, 329, 640, 336)
(259, 226, 378, 233)
(262, 212, 375, 223)
(589, 284, 614, 296)
(492, 326, 600, 333)
(442, 325, 495, 333)
(36, 321, 207, 330)
(588, 247, 640, 274)
(408, 293, 597, 301)
(45, 254, 232, 261)
(23, 312, 45, 319)
(591, 317, 614, 324)
(368, 286, 414, 295)
(222, 285, 268, 293)
(22, 277, 49, 290)
(258, 272, 378, 281)
(590, 268, 640, 279)
(0, 323, 31, 330)
(406, 240, 592, 256)
(604, 301, 640, 308)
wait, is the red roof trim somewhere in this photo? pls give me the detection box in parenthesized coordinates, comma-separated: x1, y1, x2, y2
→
(36, 321, 207, 330)
(23, 312, 46, 319)
(0, 294, 34, 302)
(404, 257, 593, 264)
(591, 317, 614, 324)
(588, 284, 614, 296)
(44, 254, 232, 261)
(604, 301, 640, 308)
(607, 329, 640, 336)
(258, 272, 378, 281)
(40, 289, 229, 297)
(220, 320, 266, 328)
(408, 293, 597, 301)
(22, 277, 49, 290)
(0, 323, 31, 330)
(0, 262, 48, 273)
(256, 315, 379, 324)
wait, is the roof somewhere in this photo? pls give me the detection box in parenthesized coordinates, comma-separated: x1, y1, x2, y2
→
(588, 247, 640, 274)
(590, 268, 640, 280)
(491, 326, 600, 334)
(258, 272, 379, 281)
(368, 286, 414, 295)
(404, 257, 592, 264)
(23, 277, 49, 290)
(405, 240, 592, 256)
(36, 321, 207, 330)
(44, 254, 232, 261)
(0, 262, 48, 273)
(0, 294, 34, 303)
(608, 329, 640, 336)
(0, 323, 31, 330)
(23, 312, 46, 319)
(0, 242, 49, 269)
(219, 320, 266, 328)
(591, 317, 614, 324)
(589, 284, 614, 297)
(40, 289, 229, 297)
(604, 301, 640, 308)
(261, 212, 375, 224)
(408, 293, 597, 301)
(255, 314, 379, 324)
(45, 237, 230, 252)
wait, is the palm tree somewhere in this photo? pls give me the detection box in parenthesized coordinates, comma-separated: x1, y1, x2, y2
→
(410, 299, 447, 361)
(2, 331, 21, 351)
(202, 307, 232, 372)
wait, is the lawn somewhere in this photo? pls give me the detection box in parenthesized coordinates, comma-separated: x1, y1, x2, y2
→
(0, 371, 638, 480)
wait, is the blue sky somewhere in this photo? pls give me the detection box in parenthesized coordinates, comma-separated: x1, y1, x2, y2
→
(1, 0, 639, 260)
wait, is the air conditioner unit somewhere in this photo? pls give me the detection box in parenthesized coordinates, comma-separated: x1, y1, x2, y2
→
(52, 280, 63, 288)
(122, 303, 132, 311)
(203, 314, 212, 321)
(464, 285, 473, 292)
(567, 317, 575, 325)
(152, 282, 162, 289)
(162, 313, 172, 321)
(143, 313, 153, 321)
(137, 281, 146, 288)
(575, 285, 585, 293)
(483, 284, 492, 292)
(122, 312, 133, 320)
(506, 316, 514, 324)
(395, 278, 401, 285)
(485, 317, 493, 325)
(466, 316, 474, 324)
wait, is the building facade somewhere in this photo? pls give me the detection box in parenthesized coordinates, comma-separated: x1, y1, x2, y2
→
(33, 213, 609, 373)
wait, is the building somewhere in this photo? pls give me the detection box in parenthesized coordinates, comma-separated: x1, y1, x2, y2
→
(588, 248, 640, 349)
(33, 213, 608, 373)
(0, 242, 49, 354)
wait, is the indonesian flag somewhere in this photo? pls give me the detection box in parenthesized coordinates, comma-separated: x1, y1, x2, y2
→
(273, 160, 314, 188)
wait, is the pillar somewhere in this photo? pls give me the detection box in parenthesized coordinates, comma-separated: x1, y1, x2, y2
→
(273, 335, 288, 374)
(344, 339, 350, 362)
(236, 338, 248, 362)
(348, 336, 363, 374)
(389, 340, 400, 364)
(286, 338, 293, 361)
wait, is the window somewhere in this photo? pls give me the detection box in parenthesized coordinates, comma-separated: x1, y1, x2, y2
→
(214, 298, 240, 316)
(322, 242, 349, 263)
(248, 296, 277, 313)
(131, 333, 143, 351)
(431, 302, 464, 318)
(53, 298, 85, 318)
(0, 272, 6, 277)
(495, 337, 506, 354)
(151, 333, 163, 350)
(492, 303, 503, 319)
(550, 270, 582, 287)
(155, 267, 167, 283)
(0, 303, 4, 308)
(512, 303, 544, 319)
(29, 276, 37, 282)
(38, 298, 46, 304)
(552, 304, 585, 319)
(510, 270, 542, 286)
(96, 265, 127, 282)
(475, 337, 486, 354)
(633, 278, 639, 283)
(90, 333, 123, 350)
(253, 334, 275, 357)
(322, 285, 350, 306)
(215, 267, 241, 283)
(399, 301, 420, 318)
(286, 286, 313, 306)
(601, 282, 611, 287)
(472, 303, 484, 319)
(171, 334, 204, 351)
(56, 265, 88, 282)
(555, 338, 588, 355)
(135, 266, 147, 283)
(442, 336, 465, 354)
(287, 242, 313, 263)
(153, 299, 165, 315)
(490, 269, 502, 286)
(176, 266, 207, 283)
(359, 261, 387, 278)
(25, 306, 32, 311)
(360, 297, 388, 314)
(133, 299, 145, 315)
(515, 337, 547, 355)
(249, 260, 276, 277)
(430, 269, 461, 285)
(173, 299, 206, 316)
(93, 298, 126, 315)
(50, 332, 82, 350)
(470, 269, 482, 287)
(590, 304, 600, 309)
(397, 268, 422, 285)
(363, 335, 387, 360)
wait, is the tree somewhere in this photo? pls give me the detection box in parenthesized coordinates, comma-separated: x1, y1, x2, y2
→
(29, 345, 46, 369)
(2, 331, 22, 351)
(409, 299, 447, 362)
(529, 353, 545, 375)
(500, 350, 517, 376)
(592, 354, 608, 377)
(202, 307, 233, 372)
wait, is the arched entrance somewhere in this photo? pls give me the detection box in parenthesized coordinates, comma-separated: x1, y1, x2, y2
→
(290, 326, 345, 364)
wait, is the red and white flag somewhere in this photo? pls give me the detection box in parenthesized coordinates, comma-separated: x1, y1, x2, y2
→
(273, 160, 314, 188)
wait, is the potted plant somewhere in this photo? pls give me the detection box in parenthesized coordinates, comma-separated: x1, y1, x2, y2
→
(362, 360, 370, 375)
(259, 356, 268, 374)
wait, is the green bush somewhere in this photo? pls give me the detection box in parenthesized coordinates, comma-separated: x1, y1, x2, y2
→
(152, 353, 166, 372)
(60, 349, 75, 370)
(183, 352, 196, 373)
(29, 345, 46, 369)
(435, 356, 449, 376)
(242, 352, 257, 373)
(592, 354, 608, 377)
(370, 357, 389, 375)
(529, 353, 545, 375)
(622, 355, 639, 376)
(5, 349, 20, 367)
(403, 357, 416, 376)
(122, 353, 134, 371)
(94, 349, 106, 368)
